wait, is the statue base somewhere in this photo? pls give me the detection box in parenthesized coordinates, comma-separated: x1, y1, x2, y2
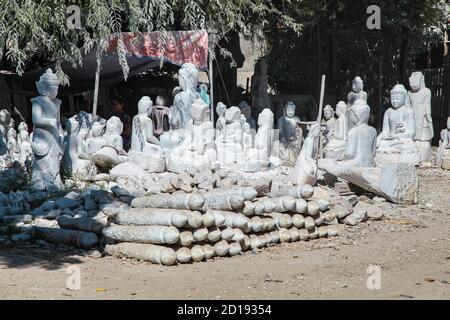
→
(128, 151, 165, 173)
(415, 140, 432, 162)
(375, 152, 421, 166)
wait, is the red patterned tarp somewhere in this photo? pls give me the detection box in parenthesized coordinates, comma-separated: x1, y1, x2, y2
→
(108, 30, 209, 70)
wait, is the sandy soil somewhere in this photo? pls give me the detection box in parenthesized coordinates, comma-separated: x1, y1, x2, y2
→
(0, 167, 449, 300)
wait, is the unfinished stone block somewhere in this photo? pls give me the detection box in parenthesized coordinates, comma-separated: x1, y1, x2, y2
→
(57, 216, 106, 235)
(33, 227, 98, 249)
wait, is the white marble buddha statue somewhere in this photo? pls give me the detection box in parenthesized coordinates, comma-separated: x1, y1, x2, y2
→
(293, 123, 321, 186)
(129, 96, 165, 172)
(91, 116, 129, 171)
(437, 116, 450, 170)
(6, 127, 20, 162)
(62, 117, 97, 179)
(376, 84, 420, 165)
(408, 71, 433, 161)
(167, 98, 217, 173)
(215, 106, 244, 167)
(131, 96, 162, 154)
(324, 101, 348, 159)
(83, 121, 106, 157)
(244, 108, 278, 172)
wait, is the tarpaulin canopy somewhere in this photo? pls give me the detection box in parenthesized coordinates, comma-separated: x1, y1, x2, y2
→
(5, 30, 209, 95)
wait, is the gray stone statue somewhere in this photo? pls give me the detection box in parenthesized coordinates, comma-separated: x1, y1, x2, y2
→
(277, 101, 302, 165)
(376, 84, 420, 165)
(30, 68, 64, 190)
(347, 76, 367, 108)
(324, 101, 348, 159)
(408, 71, 433, 161)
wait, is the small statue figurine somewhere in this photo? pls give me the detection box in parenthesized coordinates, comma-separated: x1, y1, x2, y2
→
(30, 68, 64, 190)
(17, 122, 32, 165)
(277, 101, 302, 165)
(347, 76, 368, 108)
(215, 102, 227, 133)
(436, 116, 450, 170)
(83, 122, 106, 157)
(242, 122, 254, 154)
(198, 83, 211, 107)
(408, 71, 433, 161)
(238, 100, 256, 129)
(322, 104, 336, 142)
(376, 84, 420, 165)
(324, 101, 348, 159)
(6, 127, 20, 162)
(151, 95, 170, 137)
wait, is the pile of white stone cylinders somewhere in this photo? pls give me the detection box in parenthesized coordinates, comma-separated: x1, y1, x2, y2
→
(103, 185, 339, 266)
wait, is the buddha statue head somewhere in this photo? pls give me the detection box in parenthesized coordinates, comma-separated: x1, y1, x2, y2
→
(178, 63, 198, 92)
(191, 98, 209, 124)
(323, 105, 334, 120)
(216, 102, 227, 117)
(138, 96, 153, 116)
(18, 122, 28, 133)
(390, 84, 407, 110)
(258, 108, 274, 128)
(285, 101, 296, 118)
(91, 122, 104, 138)
(238, 100, 252, 120)
(409, 71, 425, 92)
(105, 116, 123, 136)
(335, 101, 347, 117)
(225, 106, 241, 124)
(155, 95, 166, 107)
(36, 68, 60, 99)
(349, 99, 370, 126)
(352, 76, 364, 93)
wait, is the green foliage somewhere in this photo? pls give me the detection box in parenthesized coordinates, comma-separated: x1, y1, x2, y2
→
(0, 0, 301, 85)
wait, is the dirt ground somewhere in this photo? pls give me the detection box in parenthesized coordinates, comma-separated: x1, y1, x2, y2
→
(0, 167, 449, 300)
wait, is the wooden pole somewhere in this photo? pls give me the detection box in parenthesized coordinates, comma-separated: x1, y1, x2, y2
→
(316, 74, 326, 159)
(92, 48, 102, 120)
(209, 50, 214, 123)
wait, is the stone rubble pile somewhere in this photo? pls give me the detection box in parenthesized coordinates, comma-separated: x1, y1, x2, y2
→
(0, 167, 376, 266)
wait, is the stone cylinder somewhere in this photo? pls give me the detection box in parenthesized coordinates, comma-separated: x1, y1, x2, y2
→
(295, 199, 308, 214)
(203, 244, 215, 259)
(220, 227, 235, 241)
(206, 187, 257, 201)
(191, 245, 206, 262)
(207, 227, 222, 243)
(34, 227, 98, 249)
(102, 225, 179, 244)
(57, 216, 106, 235)
(186, 211, 203, 228)
(202, 195, 244, 211)
(131, 194, 205, 210)
(300, 184, 314, 199)
(228, 242, 242, 256)
(289, 227, 300, 242)
(104, 243, 177, 266)
(177, 231, 194, 247)
(113, 208, 188, 227)
(214, 240, 229, 256)
(304, 216, 315, 231)
(299, 229, 309, 241)
(278, 228, 291, 243)
(307, 201, 320, 216)
(250, 216, 264, 233)
(292, 214, 305, 228)
(192, 227, 209, 242)
(176, 247, 192, 263)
